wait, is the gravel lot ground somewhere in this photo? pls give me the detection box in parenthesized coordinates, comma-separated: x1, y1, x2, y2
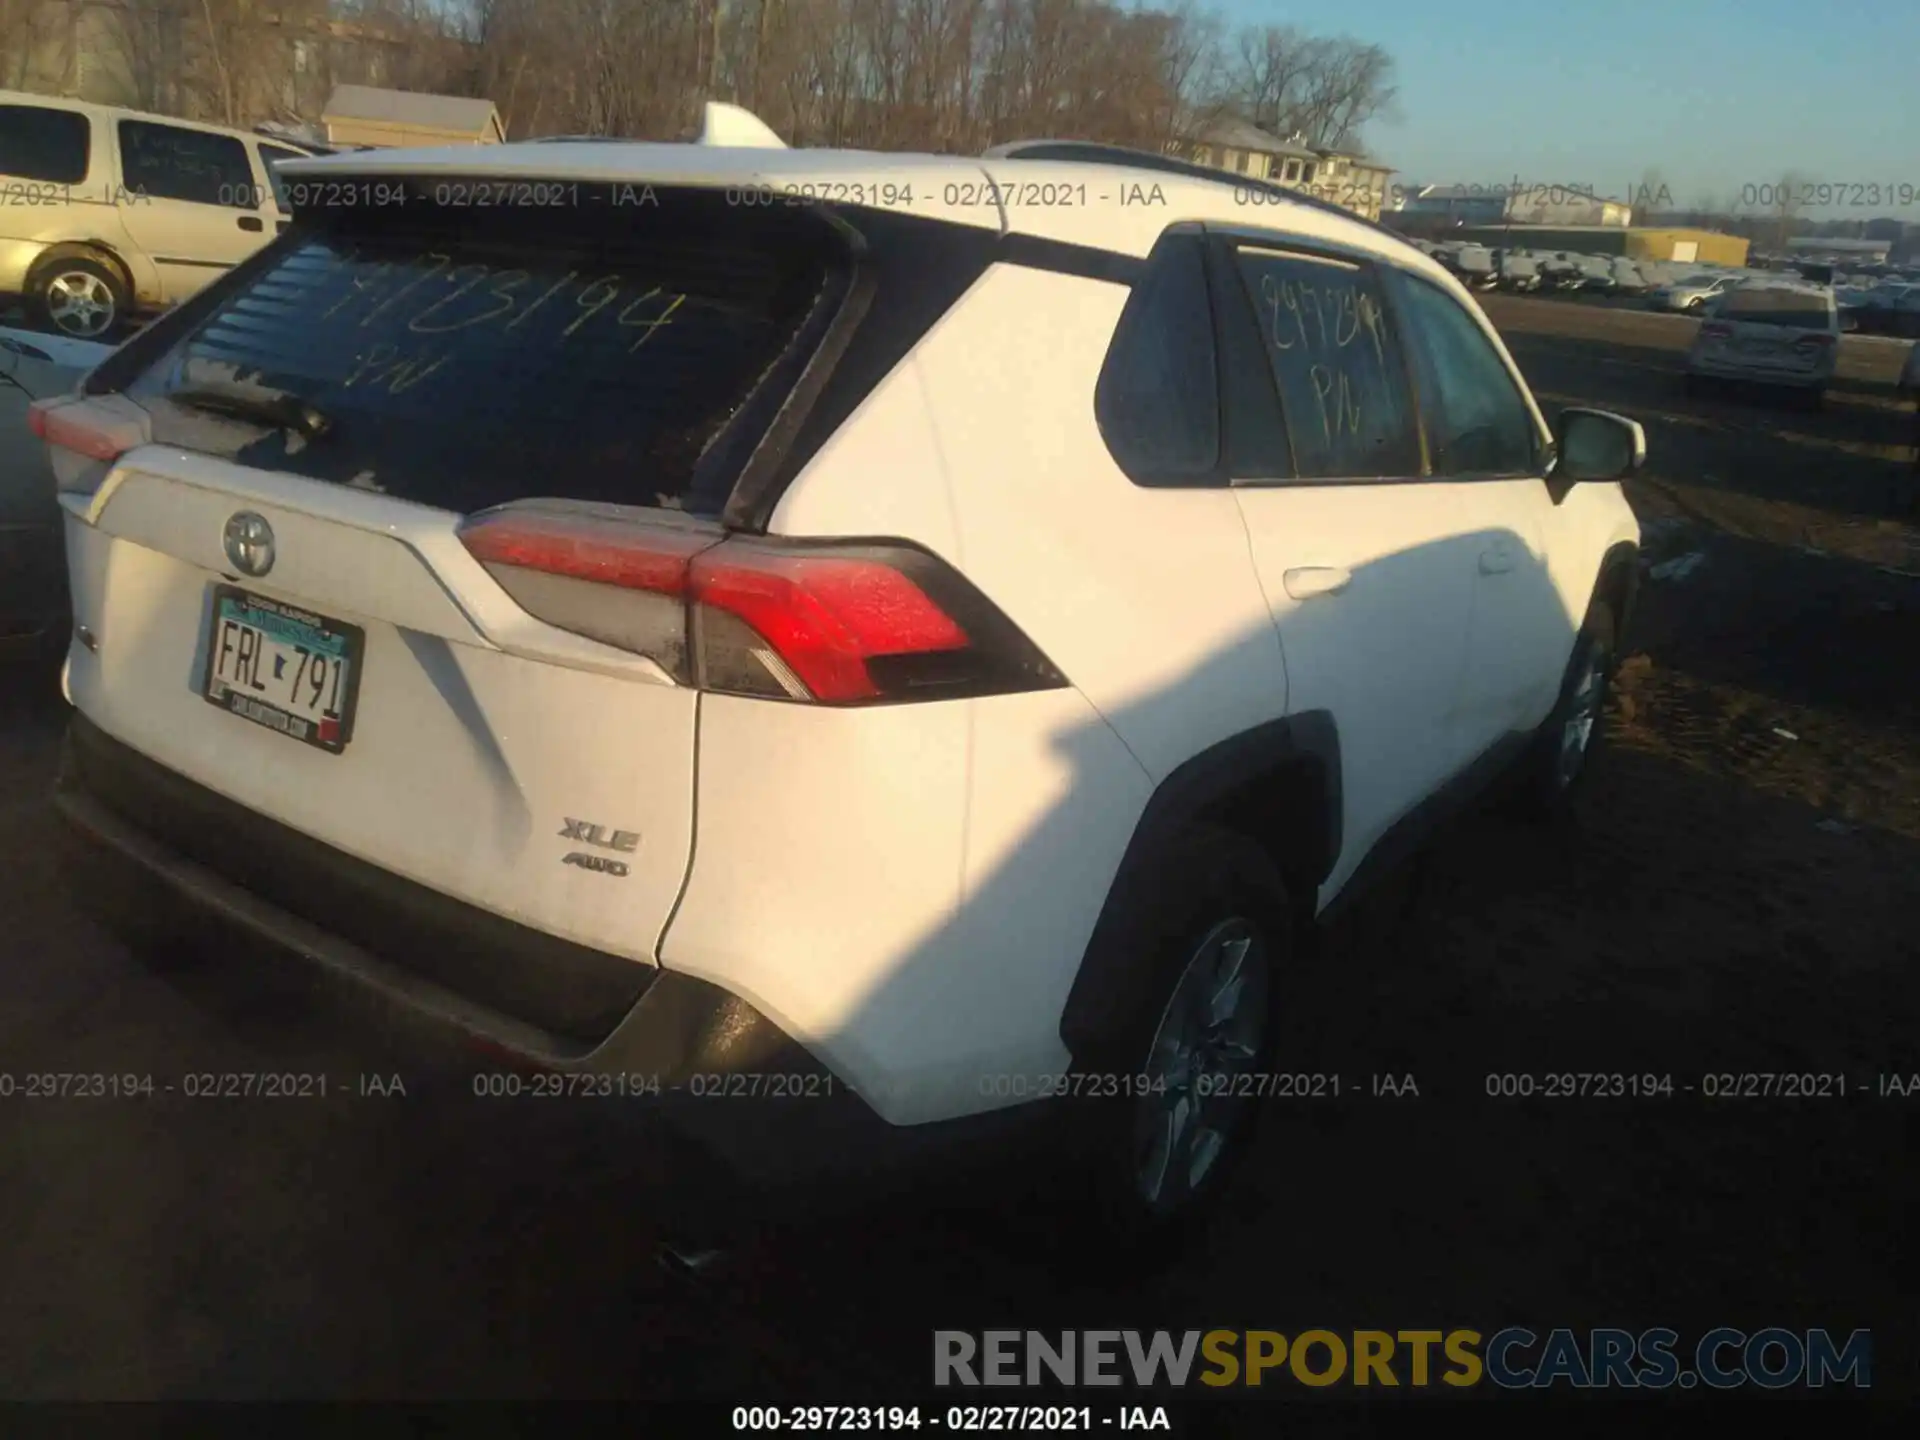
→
(1, 293, 1915, 1426)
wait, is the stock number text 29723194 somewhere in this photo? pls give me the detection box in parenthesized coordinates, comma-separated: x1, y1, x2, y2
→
(308, 248, 693, 398)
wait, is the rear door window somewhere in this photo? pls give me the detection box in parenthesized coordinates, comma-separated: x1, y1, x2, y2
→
(116, 186, 841, 515)
(118, 120, 257, 207)
(1094, 230, 1220, 482)
(1719, 287, 1834, 329)
(1230, 246, 1421, 479)
(0, 103, 91, 184)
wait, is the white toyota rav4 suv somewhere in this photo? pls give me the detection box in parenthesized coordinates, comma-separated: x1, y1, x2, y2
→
(39, 126, 1644, 1243)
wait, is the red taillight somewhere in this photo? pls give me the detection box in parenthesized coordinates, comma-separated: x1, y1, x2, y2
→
(692, 551, 968, 701)
(458, 507, 708, 594)
(29, 397, 133, 462)
(457, 506, 1060, 705)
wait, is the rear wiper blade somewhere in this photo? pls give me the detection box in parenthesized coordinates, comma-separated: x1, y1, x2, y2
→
(168, 383, 331, 441)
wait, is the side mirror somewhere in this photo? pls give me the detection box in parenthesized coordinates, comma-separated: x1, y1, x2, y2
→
(1553, 407, 1647, 483)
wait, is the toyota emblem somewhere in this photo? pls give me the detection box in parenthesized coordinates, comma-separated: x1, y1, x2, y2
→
(223, 512, 275, 577)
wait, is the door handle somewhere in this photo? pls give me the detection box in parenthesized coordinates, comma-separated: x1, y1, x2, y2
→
(1478, 545, 1516, 575)
(237, 215, 263, 232)
(1282, 565, 1353, 599)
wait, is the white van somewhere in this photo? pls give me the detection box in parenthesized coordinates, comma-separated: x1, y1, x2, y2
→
(0, 91, 313, 339)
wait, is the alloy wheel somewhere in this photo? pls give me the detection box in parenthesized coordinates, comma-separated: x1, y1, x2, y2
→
(1133, 917, 1269, 1214)
(45, 271, 116, 338)
(1557, 648, 1607, 788)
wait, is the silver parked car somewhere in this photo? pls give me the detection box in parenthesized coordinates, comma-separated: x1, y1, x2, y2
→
(1648, 272, 1742, 313)
(1685, 283, 1841, 406)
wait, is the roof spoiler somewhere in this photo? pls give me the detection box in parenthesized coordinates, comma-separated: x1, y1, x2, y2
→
(695, 102, 786, 149)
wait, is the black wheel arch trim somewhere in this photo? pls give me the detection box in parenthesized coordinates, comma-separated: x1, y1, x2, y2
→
(1591, 540, 1641, 647)
(1058, 710, 1341, 1060)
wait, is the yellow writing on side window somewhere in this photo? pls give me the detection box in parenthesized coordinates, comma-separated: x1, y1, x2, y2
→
(1261, 271, 1379, 360)
(342, 341, 448, 395)
(323, 251, 689, 354)
(1307, 364, 1364, 444)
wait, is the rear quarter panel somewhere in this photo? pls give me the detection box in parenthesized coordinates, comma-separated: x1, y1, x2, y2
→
(688, 255, 1296, 1125)
(771, 261, 1290, 783)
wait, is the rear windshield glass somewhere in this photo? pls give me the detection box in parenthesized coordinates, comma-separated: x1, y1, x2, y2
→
(118, 184, 841, 514)
(1719, 288, 1833, 329)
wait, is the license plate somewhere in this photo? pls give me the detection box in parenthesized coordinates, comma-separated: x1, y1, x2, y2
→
(201, 586, 364, 754)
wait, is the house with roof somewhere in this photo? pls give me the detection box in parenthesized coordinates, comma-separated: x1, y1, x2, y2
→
(322, 84, 503, 149)
(1165, 118, 1394, 220)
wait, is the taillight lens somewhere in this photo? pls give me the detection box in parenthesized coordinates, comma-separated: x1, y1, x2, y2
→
(458, 504, 1065, 704)
(29, 396, 141, 462)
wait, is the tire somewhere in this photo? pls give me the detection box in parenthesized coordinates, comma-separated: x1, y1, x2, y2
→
(1063, 825, 1293, 1256)
(24, 250, 129, 341)
(1514, 601, 1617, 819)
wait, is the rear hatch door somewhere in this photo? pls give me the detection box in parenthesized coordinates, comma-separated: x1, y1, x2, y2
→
(55, 182, 846, 1025)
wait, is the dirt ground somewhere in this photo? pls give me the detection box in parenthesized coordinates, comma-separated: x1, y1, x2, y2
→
(1, 293, 1915, 1425)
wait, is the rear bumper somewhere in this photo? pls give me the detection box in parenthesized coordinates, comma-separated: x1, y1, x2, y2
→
(53, 713, 1061, 1195)
(1685, 355, 1829, 387)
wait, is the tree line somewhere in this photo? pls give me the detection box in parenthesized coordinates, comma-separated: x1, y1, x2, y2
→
(0, 0, 1399, 158)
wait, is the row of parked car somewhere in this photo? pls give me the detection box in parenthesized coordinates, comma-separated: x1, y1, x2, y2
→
(1412, 240, 1666, 298)
(1414, 238, 1920, 343)
(1646, 267, 1920, 337)
(1833, 277, 1920, 337)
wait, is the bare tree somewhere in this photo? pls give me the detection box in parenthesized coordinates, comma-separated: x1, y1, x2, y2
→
(1210, 25, 1394, 150)
(1226, 23, 1314, 136)
(0, 0, 69, 91)
(452, 0, 1389, 164)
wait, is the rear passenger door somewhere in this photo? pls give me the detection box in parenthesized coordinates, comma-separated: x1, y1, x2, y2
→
(1212, 234, 1479, 898)
(112, 119, 269, 302)
(1380, 266, 1570, 752)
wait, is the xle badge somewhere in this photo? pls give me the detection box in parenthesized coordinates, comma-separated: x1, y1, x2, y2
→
(561, 817, 638, 879)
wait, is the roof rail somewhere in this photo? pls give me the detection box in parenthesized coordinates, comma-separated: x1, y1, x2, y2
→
(983, 138, 1400, 239)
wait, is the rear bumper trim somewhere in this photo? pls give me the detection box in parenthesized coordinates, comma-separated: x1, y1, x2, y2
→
(60, 712, 655, 1043)
(55, 714, 1063, 1191)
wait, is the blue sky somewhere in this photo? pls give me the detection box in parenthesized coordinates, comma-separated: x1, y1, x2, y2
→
(1212, 0, 1920, 216)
